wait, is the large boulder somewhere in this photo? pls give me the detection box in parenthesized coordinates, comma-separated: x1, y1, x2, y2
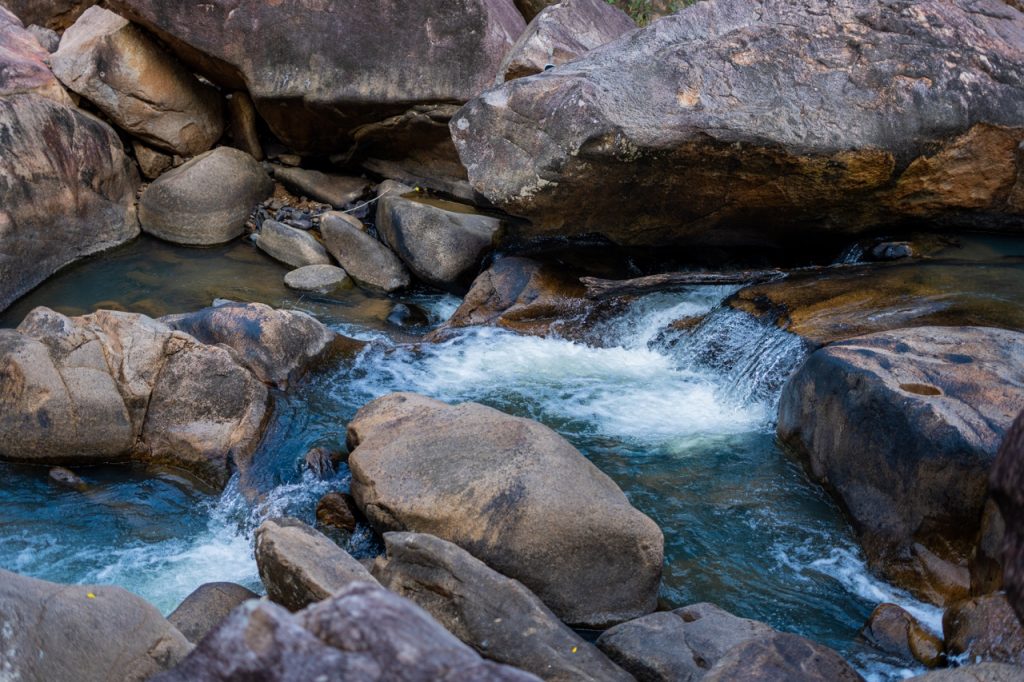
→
(255, 517, 377, 612)
(778, 326, 1024, 604)
(154, 582, 542, 681)
(373, 532, 631, 682)
(320, 211, 411, 293)
(51, 6, 223, 156)
(0, 0, 95, 30)
(168, 582, 258, 644)
(161, 302, 358, 391)
(0, 7, 72, 102)
(139, 146, 272, 245)
(104, 0, 525, 153)
(499, 0, 634, 82)
(0, 307, 269, 488)
(347, 392, 664, 628)
(701, 631, 864, 682)
(944, 593, 1024, 665)
(0, 568, 192, 682)
(451, 0, 1024, 247)
(375, 193, 501, 292)
(595, 603, 776, 682)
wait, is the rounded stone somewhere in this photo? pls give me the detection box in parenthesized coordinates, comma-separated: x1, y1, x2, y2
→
(284, 264, 350, 292)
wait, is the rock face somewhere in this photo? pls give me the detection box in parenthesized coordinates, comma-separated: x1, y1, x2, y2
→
(1, 7, 72, 102)
(52, 6, 223, 156)
(993, 410, 1024, 623)
(347, 392, 664, 628)
(499, 0, 635, 82)
(154, 582, 542, 682)
(373, 532, 631, 682)
(161, 302, 352, 391)
(0, 307, 269, 488)
(0, 0, 96, 30)
(376, 194, 501, 292)
(944, 593, 1024, 665)
(861, 603, 943, 667)
(779, 326, 1024, 604)
(595, 603, 776, 682)
(702, 631, 864, 682)
(255, 517, 377, 611)
(253, 220, 332, 269)
(0, 568, 191, 682)
(139, 146, 272, 245)
(452, 0, 1024, 247)
(320, 212, 411, 293)
(105, 0, 525, 153)
(168, 582, 258, 644)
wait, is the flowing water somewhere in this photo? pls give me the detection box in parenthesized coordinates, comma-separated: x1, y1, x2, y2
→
(0, 238, 947, 680)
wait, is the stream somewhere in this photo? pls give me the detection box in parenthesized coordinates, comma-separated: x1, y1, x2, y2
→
(0, 237, 944, 681)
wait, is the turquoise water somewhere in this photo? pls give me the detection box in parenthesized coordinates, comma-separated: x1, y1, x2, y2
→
(0, 237, 943, 680)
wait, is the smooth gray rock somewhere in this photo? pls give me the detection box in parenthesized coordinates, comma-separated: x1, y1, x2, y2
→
(284, 264, 350, 293)
(320, 211, 411, 292)
(273, 167, 369, 207)
(702, 631, 864, 682)
(168, 582, 258, 644)
(140, 147, 272, 245)
(254, 219, 332, 268)
(26, 23, 59, 52)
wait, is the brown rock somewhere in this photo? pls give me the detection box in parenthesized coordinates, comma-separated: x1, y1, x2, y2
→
(972, 500, 1006, 597)
(132, 140, 174, 180)
(861, 603, 943, 667)
(316, 492, 359, 533)
(167, 582, 258, 644)
(992, 409, 1024, 623)
(944, 593, 1024, 665)
(702, 631, 864, 682)
(226, 90, 262, 160)
(0, 0, 95, 30)
(273, 167, 368, 208)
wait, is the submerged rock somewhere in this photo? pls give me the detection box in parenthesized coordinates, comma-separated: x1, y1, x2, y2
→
(139, 147, 273, 245)
(595, 602, 776, 681)
(861, 603, 943, 667)
(779, 326, 1024, 604)
(702, 631, 864, 681)
(320, 211, 411, 293)
(373, 531, 632, 682)
(255, 517, 377, 611)
(52, 6, 223, 156)
(154, 582, 541, 681)
(992, 410, 1024, 623)
(0, 568, 191, 682)
(168, 582, 258, 644)
(452, 0, 1024, 248)
(347, 392, 664, 628)
(944, 593, 1024, 665)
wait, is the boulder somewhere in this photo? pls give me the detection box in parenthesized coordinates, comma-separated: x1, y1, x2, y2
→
(161, 302, 354, 391)
(316, 492, 360, 533)
(993, 410, 1024, 622)
(702, 631, 864, 682)
(727, 261, 1024, 348)
(273, 167, 369, 208)
(139, 146, 272, 245)
(375, 193, 501, 292)
(595, 603, 776, 682)
(451, 0, 1024, 248)
(105, 0, 525, 153)
(0, 7, 72, 102)
(0, 568, 191, 682)
(944, 593, 1024, 665)
(52, 6, 223, 156)
(347, 392, 664, 628)
(283, 264, 350, 293)
(0, 307, 269, 488)
(154, 582, 542, 681)
(907, 663, 1024, 681)
(0, 0, 95, 30)
(499, 0, 635, 82)
(168, 582, 258, 644)
(860, 603, 943, 667)
(320, 211, 411, 293)
(779, 326, 1024, 604)
(373, 532, 631, 682)
(253, 219, 332, 269)
(255, 517, 377, 611)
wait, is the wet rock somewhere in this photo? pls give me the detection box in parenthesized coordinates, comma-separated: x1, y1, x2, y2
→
(779, 326, 1024, 604)
(140, 147, 273, 245)
(944, 593, 1024, 665)
(273, 167, 369, 208)
(373, 531, 631, 682)
(702, 631, 864, 682)
(155, 582, 541, 681)
(320, 211, 411, 293)
(992, 410, 1024, 622)
(907, 663, 1024, 681)
(304, 447, 341, 479)
(284, 264, 350, 293)
(728, 261, 1024, 347)
(52, 6, 223, 156)
(499, 0, 634, 82)
(387, 303, 430, 328)
(347, 392, 664, 628)
(161, 302, 353, 391)
(253, 219, 332, 269)
(226, 90, 262, 160)
(376, 193, 501, 292)
(133, 140, 175, 180)
(105, 0, 524, 154)
(26, 23, 59, 52)
(48, 465, 87, 491)
(452, 0, 1024, 248)
(255, 517, 377, 611)
(595, 602, 776, 681)
(861, 603, 943, 667)
(316, 492, 360, 533)
(0, 307, 269, 489)
(0, 568, 191, 681)
(0, 0, 95, 30)
(168, 582, 258, 644)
